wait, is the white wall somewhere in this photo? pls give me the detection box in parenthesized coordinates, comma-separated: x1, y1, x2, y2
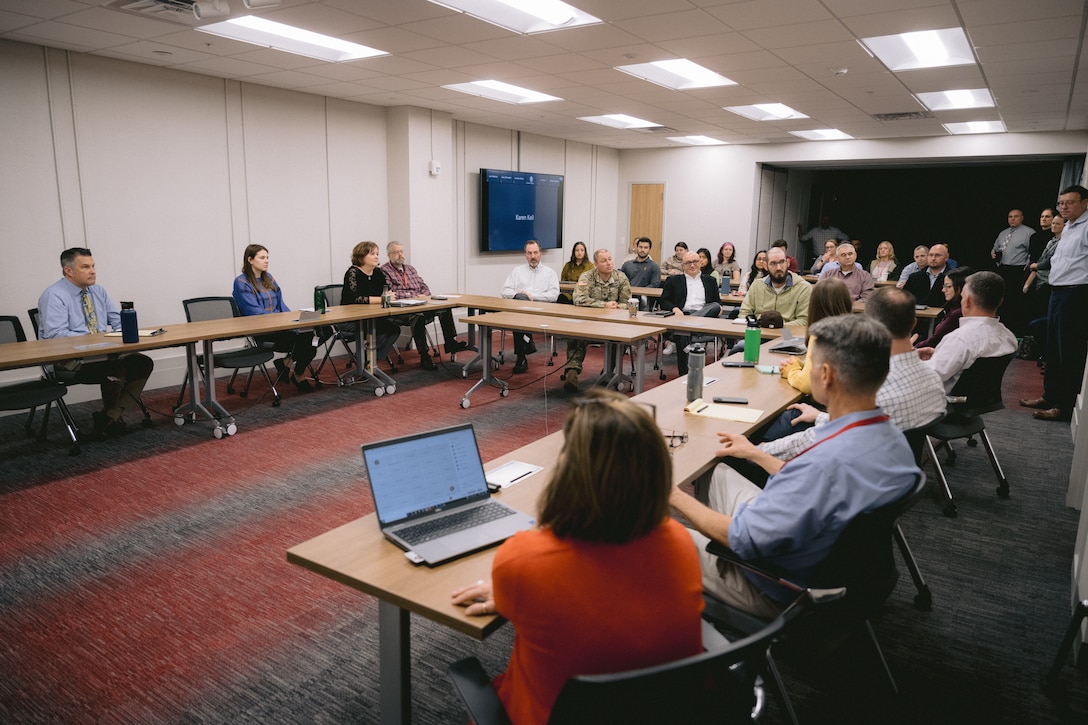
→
(454, 125, 621, 296)
(0, 39, 622, 394)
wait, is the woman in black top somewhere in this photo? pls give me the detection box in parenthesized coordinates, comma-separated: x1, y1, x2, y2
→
(343, 241, 400, 362)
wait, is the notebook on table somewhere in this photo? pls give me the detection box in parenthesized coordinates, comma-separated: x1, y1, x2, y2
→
(389, 298, 427, 307)
(768, 325, 806, 355)
(362, 424, 536, 566)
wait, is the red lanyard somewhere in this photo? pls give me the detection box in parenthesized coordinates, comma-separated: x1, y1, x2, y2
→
(786, 414, 889, 464)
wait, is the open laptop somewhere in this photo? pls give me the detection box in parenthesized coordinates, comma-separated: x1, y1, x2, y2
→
(768, 325, 807, 355)
(362, 424, 536, 566)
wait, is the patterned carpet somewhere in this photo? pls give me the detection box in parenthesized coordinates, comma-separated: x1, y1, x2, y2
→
(1, 336, 1086, 723)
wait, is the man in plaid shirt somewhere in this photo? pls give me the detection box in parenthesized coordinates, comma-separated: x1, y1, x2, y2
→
(381, 241, 468, 370)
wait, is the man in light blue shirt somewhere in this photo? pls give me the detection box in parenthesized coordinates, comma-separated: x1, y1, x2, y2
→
(38, 247, 153, 439)
(1021, 185, 1088, 421)
(670, 315, 919, 616)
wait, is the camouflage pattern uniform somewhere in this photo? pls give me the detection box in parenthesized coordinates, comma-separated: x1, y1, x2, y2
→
(565, 269, 632, 373)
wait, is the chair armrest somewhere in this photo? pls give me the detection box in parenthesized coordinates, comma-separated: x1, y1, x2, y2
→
(704, 540, 802, 594)
(447, 657, 511, 725)
(701, 617, 731, 652)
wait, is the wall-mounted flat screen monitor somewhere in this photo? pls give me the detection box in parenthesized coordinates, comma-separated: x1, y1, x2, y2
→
(480, 168, 564, 252)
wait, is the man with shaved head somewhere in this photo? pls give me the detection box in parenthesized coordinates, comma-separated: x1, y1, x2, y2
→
(903, 243, 951, 308)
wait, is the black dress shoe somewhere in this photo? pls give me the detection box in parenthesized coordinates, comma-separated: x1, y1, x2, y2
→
(420, 353, 437, 370)
(291, 374, 314, 393)
(445, 340, 469, 355)
(513, 358, 528, 374)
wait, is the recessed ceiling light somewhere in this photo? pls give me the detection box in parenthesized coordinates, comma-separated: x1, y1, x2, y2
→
(789, 129, 853, 141)
(668, 135, 728, 146)
(615, 59, 735, 90)
(428, 0, 601, 34)
(578, 114, 660, 129)
(196, 16, 388, 62)
(915, 88, 994, 111)
(724, 103, 808, 121)
(443, 80, 561, 104)
(859, 27, 975, 71)
(943, 120, 1005, 135)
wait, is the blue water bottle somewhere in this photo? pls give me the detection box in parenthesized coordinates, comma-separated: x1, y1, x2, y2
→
(120, 301, 139, 343)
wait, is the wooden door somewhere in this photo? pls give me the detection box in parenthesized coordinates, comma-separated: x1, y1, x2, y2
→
(629, 183, 664, 262)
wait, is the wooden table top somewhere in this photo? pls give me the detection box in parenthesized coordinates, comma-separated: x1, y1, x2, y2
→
(0, 300, 459, 373)
(459, 311, 665, 344)
(286, 339, 802, 639)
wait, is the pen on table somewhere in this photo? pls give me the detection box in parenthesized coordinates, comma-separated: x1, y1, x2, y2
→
(509, 470, 534, 483)
(149, 328, 166, 336)
(695, 404, 708, 413)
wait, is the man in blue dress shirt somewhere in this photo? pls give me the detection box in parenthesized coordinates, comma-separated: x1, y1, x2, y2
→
(38, 247, 154, 439)
(1021, 185, 1088, 421)
(670, 314, 920, 617)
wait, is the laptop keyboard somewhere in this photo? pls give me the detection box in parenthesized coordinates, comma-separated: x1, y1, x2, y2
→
(396, 501, 515, 545)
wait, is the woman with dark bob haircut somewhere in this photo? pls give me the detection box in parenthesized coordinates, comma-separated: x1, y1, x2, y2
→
(452, 390, 703, 725)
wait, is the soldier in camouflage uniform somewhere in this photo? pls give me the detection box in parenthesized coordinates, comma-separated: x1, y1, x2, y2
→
(565, 249, 632, 392)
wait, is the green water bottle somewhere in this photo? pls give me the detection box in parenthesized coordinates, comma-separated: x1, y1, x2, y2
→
(314, 287, 326, 314)
(743, 317, 760, 364)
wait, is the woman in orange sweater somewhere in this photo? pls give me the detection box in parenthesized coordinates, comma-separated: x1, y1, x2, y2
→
(452, 390, 704, 725)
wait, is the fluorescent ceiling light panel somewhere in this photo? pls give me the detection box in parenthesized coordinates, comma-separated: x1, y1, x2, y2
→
(943, 120, 1005, 135)
(859, 27, 974, 71)
(789, 129, 853, 141)
(444, 80, 561, 104)
(616, 59, 735, 90)
(579, 114, 660, 129)
(428, 0, 601, 34)
(196, 16, 388, 62)
(725, 103, 808, 121)
(668, 135, 727, 146)
(915, 88, 994, 111)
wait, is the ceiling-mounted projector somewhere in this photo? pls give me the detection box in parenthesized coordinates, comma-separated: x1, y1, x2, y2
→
(193, 1, 230, 20)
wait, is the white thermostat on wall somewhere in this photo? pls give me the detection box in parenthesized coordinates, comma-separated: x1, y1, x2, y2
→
(429, 160, 441, 176)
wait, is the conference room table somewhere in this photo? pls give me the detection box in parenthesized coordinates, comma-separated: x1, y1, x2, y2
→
(0, 299, 460, 438)
(449, 293, 781, 380)
(559, 281, 744, 305)
(285, 339, 803, 724)
(456, 311, 665, 406)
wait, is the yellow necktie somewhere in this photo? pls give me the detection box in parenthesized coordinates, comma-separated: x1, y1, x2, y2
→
(81, 288, 99, 334)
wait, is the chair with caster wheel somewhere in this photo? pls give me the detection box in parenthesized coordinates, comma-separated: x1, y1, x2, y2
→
(175, 297, 281, 410)
(922, 353, 1014, 517)
(0, 315, 81, 455)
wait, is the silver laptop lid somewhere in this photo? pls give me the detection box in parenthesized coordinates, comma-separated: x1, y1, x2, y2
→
(362, 424, 491, 529)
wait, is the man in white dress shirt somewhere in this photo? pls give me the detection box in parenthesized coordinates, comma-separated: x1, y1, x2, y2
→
(500, 240, 559, 373)
(917, 271, 1017, 393)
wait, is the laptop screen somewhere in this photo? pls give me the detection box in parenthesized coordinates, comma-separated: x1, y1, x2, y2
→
(362, 424, 490, 526)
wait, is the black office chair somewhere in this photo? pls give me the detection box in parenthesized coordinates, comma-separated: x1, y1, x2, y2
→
(0, 315, 80, 455)
(923, 353, 1015, 517)
(312, 284, 358, 381)
(702, 471, 927, 724)
(448, 587, 843, 725)
(175, 297, 280, 409)
(28, 307, 153, 429)
(898, 415, 947, 611)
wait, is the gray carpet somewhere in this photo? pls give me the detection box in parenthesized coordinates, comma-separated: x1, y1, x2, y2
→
(1, 347, 1086, 723)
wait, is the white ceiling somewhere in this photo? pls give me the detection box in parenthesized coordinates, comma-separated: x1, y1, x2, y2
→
(2, 0, 1085, 149)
